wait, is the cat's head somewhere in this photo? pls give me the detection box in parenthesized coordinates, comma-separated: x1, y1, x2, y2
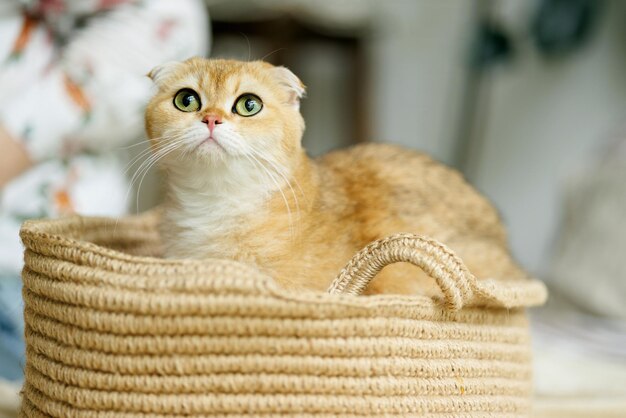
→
(145, 57, 305, 171)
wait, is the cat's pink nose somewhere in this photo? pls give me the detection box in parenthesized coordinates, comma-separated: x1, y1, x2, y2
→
(202, 114, 223, 134)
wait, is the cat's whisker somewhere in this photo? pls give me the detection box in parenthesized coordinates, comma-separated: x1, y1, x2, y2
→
(129, 146, 179, 212)
(115, 136, 186, 231)
(268, 159, 300, 210)
(131, 138, 184, 182)
(244, 151, 295, 237)
(122, 134, 187, 176)
(123, 146, 162, 176)
(265, 160, 300, 217)
(124, 137, 185, 211)
(117, 138, 157, 150)
(134, 143, 181, 212)
(117, 135, 180, 151)
(125, 140, 180, 181)
(222, 133, 291, 209)
(248, 144, 302, 217)
(245, 148, 299, 220)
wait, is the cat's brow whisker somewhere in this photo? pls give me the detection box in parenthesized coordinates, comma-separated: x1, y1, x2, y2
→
(238, 31, 251, 62)
(260, 47, 286, 62)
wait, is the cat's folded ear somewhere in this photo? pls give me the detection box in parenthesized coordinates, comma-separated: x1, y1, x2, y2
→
(272, 66, 306, 109)
(147, 61, 183, 87)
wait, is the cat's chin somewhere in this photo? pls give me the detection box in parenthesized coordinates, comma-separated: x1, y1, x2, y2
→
(195, 137, 225, 152)
(189, 137, 230, 163)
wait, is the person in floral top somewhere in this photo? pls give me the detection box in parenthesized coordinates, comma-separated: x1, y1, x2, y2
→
(0, 0, 209, 382)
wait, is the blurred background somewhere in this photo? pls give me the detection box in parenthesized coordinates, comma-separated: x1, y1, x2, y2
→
(1, 0, 626, 416)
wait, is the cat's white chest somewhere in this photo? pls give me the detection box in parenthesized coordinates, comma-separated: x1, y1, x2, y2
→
(162, 188, 269, 259)
(160, 159, 285, 259)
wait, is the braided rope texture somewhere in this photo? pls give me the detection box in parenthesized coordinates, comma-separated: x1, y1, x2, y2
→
(19, 211, 547, 417)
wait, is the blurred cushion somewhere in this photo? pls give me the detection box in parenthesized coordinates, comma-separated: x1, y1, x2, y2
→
(547, 139, 626, 318)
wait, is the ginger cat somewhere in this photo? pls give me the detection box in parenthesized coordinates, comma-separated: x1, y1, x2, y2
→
(145, 57, 525, 296)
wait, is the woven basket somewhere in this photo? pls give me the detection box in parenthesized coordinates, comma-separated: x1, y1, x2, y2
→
(19, 210, 547, 417)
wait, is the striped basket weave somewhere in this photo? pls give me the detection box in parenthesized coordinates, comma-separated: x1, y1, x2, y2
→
(19, 211, 547, 417)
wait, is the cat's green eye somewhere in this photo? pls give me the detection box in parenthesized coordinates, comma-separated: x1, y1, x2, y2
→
(233, 94, 263, 117)
(173, 89, 201, 112)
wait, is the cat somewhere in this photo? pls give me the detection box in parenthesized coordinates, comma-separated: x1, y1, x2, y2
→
(145, 57, 526, 297)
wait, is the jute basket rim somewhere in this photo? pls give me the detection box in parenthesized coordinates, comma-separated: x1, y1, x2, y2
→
(20, 210, 547, 312)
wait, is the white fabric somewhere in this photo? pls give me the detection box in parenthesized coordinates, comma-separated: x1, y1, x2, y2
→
(0, 0, 209, 273)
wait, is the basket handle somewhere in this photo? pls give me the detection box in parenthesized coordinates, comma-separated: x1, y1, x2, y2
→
(327, 233, 476, 311)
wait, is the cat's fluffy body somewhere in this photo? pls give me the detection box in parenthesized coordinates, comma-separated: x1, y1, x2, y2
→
(146, 57, 524, 296)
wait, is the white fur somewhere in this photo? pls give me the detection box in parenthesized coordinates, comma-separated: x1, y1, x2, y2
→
(157, 120, 294, 258)
(163, 160, 272, 257)
(272, 66, 305, 109)
(147, 61, 184, 87)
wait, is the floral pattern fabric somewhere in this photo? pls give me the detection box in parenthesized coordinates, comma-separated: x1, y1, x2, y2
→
(0, 0, 209, 272)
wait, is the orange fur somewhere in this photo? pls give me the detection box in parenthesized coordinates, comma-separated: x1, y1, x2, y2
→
(145, 57, 526, 297)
